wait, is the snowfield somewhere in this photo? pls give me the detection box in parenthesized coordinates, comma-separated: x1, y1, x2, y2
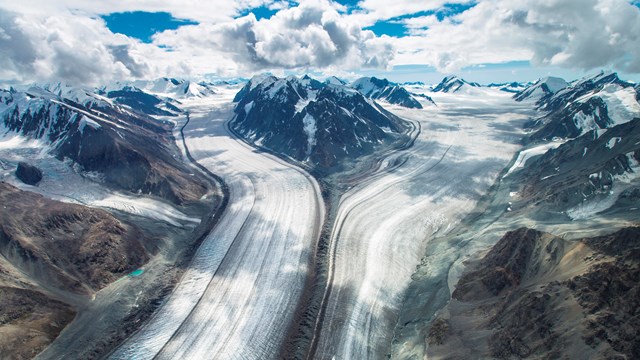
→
(312, 88, 534, 358)
(111, 87, 324, 360)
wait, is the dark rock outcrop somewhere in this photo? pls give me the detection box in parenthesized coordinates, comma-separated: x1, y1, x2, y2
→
(15, 162, 43, 185)
(513, 77, 568, 102)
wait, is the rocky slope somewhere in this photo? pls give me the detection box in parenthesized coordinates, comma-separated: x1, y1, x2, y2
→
(523, 72, 638, 143)
(0, 181, 150, 358)
(0, 85, 209, 205)
(394, 71, 639, 360)
(426, 227, 639, 360)
(505, 72, 640, 219)
(0, 286, 75, 360)
(0, 82, 225, 359)
(514, 118, 640, 219)
(230, 75, 415, 174)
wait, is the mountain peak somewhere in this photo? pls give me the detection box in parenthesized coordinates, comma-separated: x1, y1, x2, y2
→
(230, 74, 414, 172)
(324, 76, 347, 86)
(432, 76, 479, 93)
(513, 76, 568, 102)
(352, 77, 423, 109)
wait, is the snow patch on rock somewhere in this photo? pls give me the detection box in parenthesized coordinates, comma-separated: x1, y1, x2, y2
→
(78, 115, 101, 133)
(302, 113, 317, 155)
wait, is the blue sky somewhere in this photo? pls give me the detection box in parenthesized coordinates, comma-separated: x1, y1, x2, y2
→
(102, 12, 198, 43)
(365, 2, 477, 37)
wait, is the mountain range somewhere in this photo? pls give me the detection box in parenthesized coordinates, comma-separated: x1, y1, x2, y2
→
(0, 71, 639, 360)
(230, 75, 417, 173)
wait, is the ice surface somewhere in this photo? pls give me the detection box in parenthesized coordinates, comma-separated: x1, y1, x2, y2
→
(243, 101, 254, 115)
(606, 137, 621, 149)
(78, 115, 101, 133)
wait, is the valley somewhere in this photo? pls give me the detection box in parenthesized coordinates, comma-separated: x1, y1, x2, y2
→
(3, 2, 639, 359)
(1, 72, 638, 360)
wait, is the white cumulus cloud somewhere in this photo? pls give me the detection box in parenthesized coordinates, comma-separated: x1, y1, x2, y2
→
(0, 9, 156, 85)
(152, 0, 395, 74)
(392, 0, 640, 73)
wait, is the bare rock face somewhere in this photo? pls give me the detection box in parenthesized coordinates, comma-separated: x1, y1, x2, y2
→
(427, 227, 640, 360)
(0, 182, 151, 359)
(568, 227, 640, 358)
(15, 162, 43, 185)
(0, 182, 149, 293)
(0, 287, 75, 360)
(452, 228, 556, 301)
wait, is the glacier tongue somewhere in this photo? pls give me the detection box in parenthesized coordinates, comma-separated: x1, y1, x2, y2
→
(111, 88, 324, 360)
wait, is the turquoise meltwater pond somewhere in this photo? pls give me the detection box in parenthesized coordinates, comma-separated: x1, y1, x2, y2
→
(128, 269, 144, 277)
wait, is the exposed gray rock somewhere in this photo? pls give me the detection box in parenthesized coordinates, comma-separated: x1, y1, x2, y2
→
(15, 162, 43, 185)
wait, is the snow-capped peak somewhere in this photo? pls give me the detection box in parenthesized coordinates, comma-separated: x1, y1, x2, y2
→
(324, 76, 347, 86)
(432, 76, 480, 93)
(513, 76, 568, 102)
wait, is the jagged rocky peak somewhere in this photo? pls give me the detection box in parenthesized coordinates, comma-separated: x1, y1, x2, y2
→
(513, 76, 568, 102)
(536, 71, 634, 112)
(230, 74, 414, 173)
(487, 81, 529, 93)
(101, 85, 181, 116)
(431, 75, 480, 93)
(351, 76, 425, 109)
(351, 76, 393, 97)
